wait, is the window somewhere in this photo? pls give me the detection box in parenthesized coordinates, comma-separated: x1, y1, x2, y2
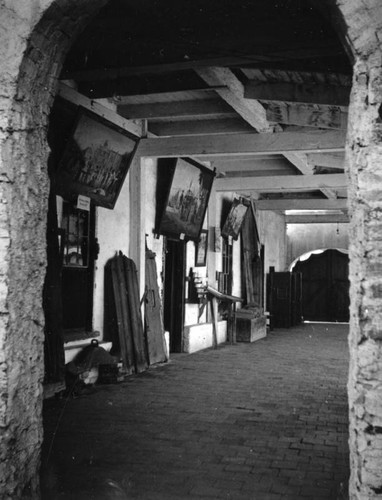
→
(61, 202, 90, 268)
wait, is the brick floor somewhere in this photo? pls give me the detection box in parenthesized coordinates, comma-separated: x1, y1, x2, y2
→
(41, 323, 349, 499)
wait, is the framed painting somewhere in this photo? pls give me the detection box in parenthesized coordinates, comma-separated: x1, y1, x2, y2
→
(195, 230, 208, 267)
(54, 107, 140, 209)
(157, 157, 215, 241)
(221, 197, 249, 240)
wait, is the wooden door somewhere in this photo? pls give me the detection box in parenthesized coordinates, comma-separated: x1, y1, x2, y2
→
(291, 272, 302, 326)
(294, 249, 349, 322)
(163, 239, 185, 353)
(268, 271, 292, 328)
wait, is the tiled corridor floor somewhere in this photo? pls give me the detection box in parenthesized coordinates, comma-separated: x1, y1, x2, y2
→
(41, 323, 349, 500)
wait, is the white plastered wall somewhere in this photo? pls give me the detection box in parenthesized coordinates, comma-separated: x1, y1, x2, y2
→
(257, 210, 287, 274)
(92, 171, 131, 334)
(286, 223, 349, 267)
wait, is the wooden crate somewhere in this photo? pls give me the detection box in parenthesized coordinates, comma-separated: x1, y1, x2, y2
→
(235, 313, 267, 343)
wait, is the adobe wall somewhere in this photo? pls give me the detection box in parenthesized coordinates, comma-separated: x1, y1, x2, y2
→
(257, 211, 287, 273)
(0, 1, 106, 497)
(336, 1, 382, 498)
(286, 222, 349, 267)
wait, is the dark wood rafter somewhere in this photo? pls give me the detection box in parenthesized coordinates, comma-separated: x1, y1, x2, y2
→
(244, 81, 351, 106)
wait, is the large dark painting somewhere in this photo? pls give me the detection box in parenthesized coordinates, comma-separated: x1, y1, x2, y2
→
(157, 158, 215, 241)
(54, 108, 140, 209)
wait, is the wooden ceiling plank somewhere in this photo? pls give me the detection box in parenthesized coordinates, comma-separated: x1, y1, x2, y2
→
(245, 81, 351, 106)
(266, 102, 348, 129)
(255, 199, 348, 210)
(136, 130, 346, 158)
(285, 214, 349, 223)
(214, 173, 347, 193)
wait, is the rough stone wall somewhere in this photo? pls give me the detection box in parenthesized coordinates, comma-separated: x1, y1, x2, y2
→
(0, 1, 106, 497)
(335, 1, 382, 498)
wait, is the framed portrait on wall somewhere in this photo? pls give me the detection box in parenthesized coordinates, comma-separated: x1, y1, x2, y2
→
(221, 197, 249, 240)
(195, 230, 208, 267)
(156, 157, 215, 241)
(54, 107, 140, 209)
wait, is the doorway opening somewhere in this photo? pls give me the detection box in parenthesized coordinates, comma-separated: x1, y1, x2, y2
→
(293, 249, 350, 323)
(163, 239, 186, 353)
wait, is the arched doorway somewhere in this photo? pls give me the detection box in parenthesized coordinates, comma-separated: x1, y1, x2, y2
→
(293, 248, 350, 322)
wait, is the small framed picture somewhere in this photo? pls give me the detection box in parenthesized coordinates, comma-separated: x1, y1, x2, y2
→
(195, 230, 208, 267)
(221, 197, 249, 240)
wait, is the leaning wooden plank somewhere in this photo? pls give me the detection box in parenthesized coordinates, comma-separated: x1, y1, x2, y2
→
(145, 249, 168, 365)
(110, 256, 134, 374)
(122, 253, 148, 373)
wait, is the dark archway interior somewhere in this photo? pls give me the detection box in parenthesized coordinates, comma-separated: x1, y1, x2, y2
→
(294, 249, 350, 322)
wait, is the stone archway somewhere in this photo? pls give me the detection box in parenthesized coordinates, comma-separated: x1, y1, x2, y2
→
(0, 1, 382, 498)
(0, 2, 107, 497)
(334, 2, 382, 498)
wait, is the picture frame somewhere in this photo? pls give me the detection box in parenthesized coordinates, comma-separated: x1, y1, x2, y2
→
(157, 157, 215, 241)
(53, 107, 140, 209)
(221, 197, 249, 240)
(195, 230, 208, 267)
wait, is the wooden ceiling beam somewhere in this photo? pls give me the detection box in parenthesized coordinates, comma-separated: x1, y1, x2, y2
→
(255, 198, 348, 211)
(195, 67, 272, 132)
(57, 82, 143, 137)
(280, 152, 338, 200)
(266, 102, 348, 129)
(149, 118, 253, 137)
(283, 152, 314, 175)
(62, 56, 270, 82)
(195, 67, 337, 201)
(245, 81, 351, 107)
(285, 214, 349, 223)
(118, 99, 233, 120)
(214, 173, 347, 193)
(62, 44, 346, 82)
(307, 152, 346, 169)
(136, 130, 346, 158)
(213, 158, 293, 173)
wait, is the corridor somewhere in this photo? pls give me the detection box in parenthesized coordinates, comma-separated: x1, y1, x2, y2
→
(42, 323, 349, 499)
